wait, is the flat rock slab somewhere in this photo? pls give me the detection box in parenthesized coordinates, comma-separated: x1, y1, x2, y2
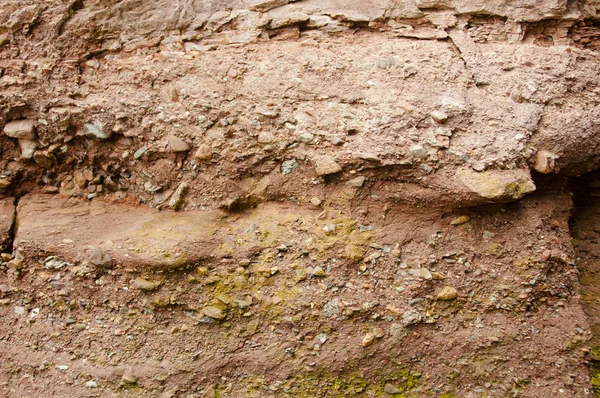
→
(14, 195, 318, 269)
(14, 194, 226, 269)
(0, 198, 15, 252)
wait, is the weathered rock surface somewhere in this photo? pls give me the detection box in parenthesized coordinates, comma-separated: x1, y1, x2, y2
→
(1, 1, 600, 397)
(0, 198, 14, 251)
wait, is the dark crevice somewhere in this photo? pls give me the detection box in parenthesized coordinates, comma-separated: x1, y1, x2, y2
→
(569, 170, 600, 396)
(5, 196, 20, 254)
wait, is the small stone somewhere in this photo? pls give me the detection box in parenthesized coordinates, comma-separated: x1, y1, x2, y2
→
(204, 275, 221, 285)
(202, 306, 225, 320)
(84, 122, 111, 141)
(419, 268, 432, 280)
(132, 277, 159, 291)
(310, 197, 322, 206)
(7, 258, 24, 270)
(14, 306, 26, 316)
(346, 176, 366, 188)
(431, 110, 448, 123)
(4, 119, 35, 139)
(298, 132, 314, 143)
(44, 256, 66, 269)
(322, 298, 339, 318)
(194, 144, 212, 161)
(313, 155, 342, 176)
(362, 332, 376, 347)
(402, 310, 423, 326)
(450, 215, 470, 225)
(85, 380, 98, 388)
(281, 159, 299, 175)
(18, 139, 37, 159)
(134, 146, 147, 159)
(239, 259, 250, 267)
(431, 271, 445, 280)
(312, 266, 325, 276)
(233, 275, 248, 288)
(33, 151, 56, 169)
(362, 328, 384, 347)
(534, 149, 556, 174)
(437, 286, 458, 300)
(196, 266, 209, 276)
(55, 365, 69, 370)
(121, 372, 138, 385)
(410, 144, 427, 159)
(168, 182, 188, 210)
(235, 299, 251, 309)
(166, 135, 190, 152)
(316, 332, 327, 344)
(89, 247, 113, 267)
(258, 131, 275, 144)
(384, 383, 401, 394)
(154, 189, 173, 205)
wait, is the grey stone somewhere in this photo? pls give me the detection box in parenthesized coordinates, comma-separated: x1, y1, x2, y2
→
(410, 144, 427, 159)
(346, 176, 366, 188)
(315, 332, 327, 344)
(84, 122, 112, 141)
(154, 189, 174, 205)
(134, 146, 147, 159)
(44, 256, 67, 269)
(281, 159, 299, 174)
(322, 298, 339, 317)
(401, 310, 423, 326)
(298, 132, 314, 143)
(14, 306, 26, 316)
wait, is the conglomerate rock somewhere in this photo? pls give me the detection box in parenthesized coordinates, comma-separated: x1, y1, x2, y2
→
(1, 1, 600, 397)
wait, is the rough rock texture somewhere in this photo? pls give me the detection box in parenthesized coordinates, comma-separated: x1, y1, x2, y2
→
(1, 0, 600, 397)
(0, 198, 14, 252)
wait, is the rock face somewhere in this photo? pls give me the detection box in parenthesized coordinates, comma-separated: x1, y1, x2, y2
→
(1, 0, 600, 397)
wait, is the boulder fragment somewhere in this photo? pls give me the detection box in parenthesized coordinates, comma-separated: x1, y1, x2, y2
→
(3, 120, 35, 139)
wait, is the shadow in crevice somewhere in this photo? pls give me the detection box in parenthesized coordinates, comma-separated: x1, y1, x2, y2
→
(569, 170, 600, 396)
